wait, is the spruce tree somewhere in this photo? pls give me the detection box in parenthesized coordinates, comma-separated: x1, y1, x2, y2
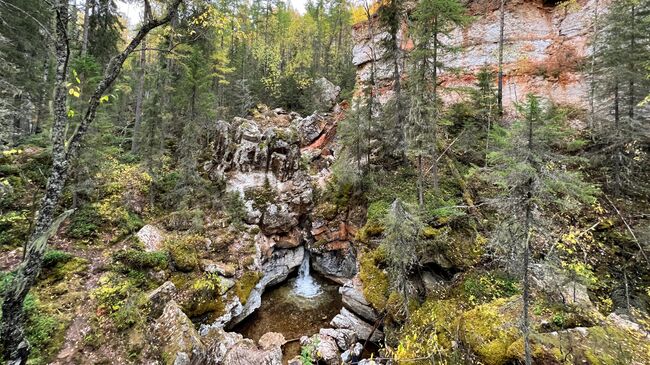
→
(592, 0, 650, 195)
(406, 0, 467, 206)
(487, 94, 598, 365)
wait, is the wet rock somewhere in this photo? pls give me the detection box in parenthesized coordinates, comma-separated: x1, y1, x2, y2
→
(228, 246, 305, 327)
(339, 277, 378, 323)
(330, 308, 383, 343)
(137, 224, 165, 252)
(311, 247, 357, 284)
(148, 281, 177, 319)
(154, 301, 206, 365)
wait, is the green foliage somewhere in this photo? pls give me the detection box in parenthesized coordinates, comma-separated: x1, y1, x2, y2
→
(112, 249, 169, 270)
(42, 250, 73, 268)
(299, 338, 320, 365)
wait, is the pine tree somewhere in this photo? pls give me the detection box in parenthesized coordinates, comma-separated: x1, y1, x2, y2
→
(486, 94, 598, 365)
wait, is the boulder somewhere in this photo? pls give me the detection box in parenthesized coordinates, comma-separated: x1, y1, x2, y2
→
(531, 263, 593, 308)
(330, 308, 383, 343)
(295, 113, 327, 146)
(137, 224, 165, 252)
(258, 332, 286, 350)
(312, 77, 341, 110)
(301, 334, 340, 365)
(153, 301, 206, 365)
(148, 281, 177, 319)
(339, 277, 378, 323)
(319, 328, 357, 351)
(221, 338, 283, 365)
(261, 203, 299, 235)
(201, 327, 244, 365)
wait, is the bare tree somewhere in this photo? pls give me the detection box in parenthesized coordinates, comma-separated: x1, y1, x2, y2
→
(0, 0, 182, 362)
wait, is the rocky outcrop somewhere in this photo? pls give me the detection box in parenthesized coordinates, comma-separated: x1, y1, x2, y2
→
(339, 277, 379, 323)
(352, 0, 605, 111)
(531, 262, 593, 309)
(154, 301, 207, 365)
(148, 281, 177, 319)
(330, 308, 383, 343)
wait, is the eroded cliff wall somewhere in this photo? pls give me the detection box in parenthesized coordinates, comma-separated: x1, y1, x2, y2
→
(352, 0, 608, 110)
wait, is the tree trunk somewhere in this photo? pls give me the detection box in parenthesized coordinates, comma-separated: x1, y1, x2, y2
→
(431, 17, 439, 192)
(0, 1, 182, 361)
(417, 154, 424, 207)
(81, 0, 92, 56)
(497, 0, 505, 116)
(588, 0, 599, 131)
(131, 37, 147, 154)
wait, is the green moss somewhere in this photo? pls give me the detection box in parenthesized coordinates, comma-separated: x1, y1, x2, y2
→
(243, 179, 277, 210)
(459, 271, 519, 306)
(234, 271, 262, 305)
(459, 297, 521, 365)
(66, 205, 102, 240)
(358, 249, 389, 311)
(112, 249, 169, 270)
(42, 250, 73, 268)
(22, 294, 66, 365)
(164, 235, 202, 272)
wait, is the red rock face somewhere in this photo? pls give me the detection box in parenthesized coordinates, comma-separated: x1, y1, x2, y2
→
(352, 0, 610, 111)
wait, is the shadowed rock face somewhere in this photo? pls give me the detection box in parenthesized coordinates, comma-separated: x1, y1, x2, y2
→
(352, 0, 607, 112)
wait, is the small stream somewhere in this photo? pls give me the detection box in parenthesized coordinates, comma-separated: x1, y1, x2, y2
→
(233, 253, 342, 362)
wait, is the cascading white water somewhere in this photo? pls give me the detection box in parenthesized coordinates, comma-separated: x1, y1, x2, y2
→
(292, 253, 323, 298)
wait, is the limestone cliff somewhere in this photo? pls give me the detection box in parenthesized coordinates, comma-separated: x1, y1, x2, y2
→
(352, 0, 608, 110)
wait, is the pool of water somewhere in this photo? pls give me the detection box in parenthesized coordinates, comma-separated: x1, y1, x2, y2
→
(232, 266, 342, 362)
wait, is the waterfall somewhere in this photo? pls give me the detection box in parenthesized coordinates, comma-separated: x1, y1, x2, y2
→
(292, 252, 322, 298)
